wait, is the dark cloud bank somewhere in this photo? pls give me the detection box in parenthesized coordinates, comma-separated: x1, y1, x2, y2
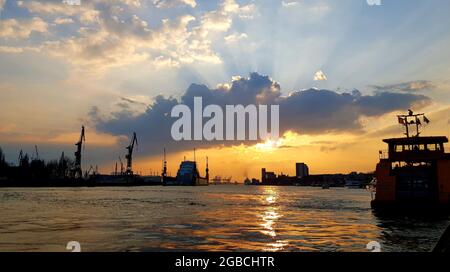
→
(90, 73, 431, 155)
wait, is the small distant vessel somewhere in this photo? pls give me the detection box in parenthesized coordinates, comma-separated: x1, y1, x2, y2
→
(345, 180, 363, 189)
(371, 111, 450, 211)
(322, 183, 330, 189)
(211, 175, 233, 185)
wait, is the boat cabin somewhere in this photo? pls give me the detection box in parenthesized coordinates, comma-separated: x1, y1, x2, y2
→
(372, 111, 450, 209)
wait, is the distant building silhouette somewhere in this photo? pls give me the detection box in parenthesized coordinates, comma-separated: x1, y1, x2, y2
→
(261, 168, 296, 185)
(296, 163, 309, 178)
(261, 168, 276, 183)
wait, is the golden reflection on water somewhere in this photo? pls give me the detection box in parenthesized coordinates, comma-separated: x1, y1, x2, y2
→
(259, 187, 290, 251)
(0, 186, 446, 252)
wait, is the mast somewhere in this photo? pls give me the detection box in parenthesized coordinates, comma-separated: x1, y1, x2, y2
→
(34, 145, 39, 160)
(18, 150, 23, 166)
(162, 148, 167, 177)
(206, 156, 209, 181)
(59, 151, 67, 178)
(397, 110, 430, 138)
(397, 110, 431, 153)
(119, 156, 124, 174)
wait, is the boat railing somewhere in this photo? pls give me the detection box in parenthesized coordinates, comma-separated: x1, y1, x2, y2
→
(379, 147, 450, 160)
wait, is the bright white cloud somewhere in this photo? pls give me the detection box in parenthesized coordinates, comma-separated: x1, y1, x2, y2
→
(314, 70, 327, 81)
(197, 0, 255, 36)
(8, 0, 224, 72)
(0, 0, 251, 73)
(3, 0, 257, 73)
(224, 33, 248, 44)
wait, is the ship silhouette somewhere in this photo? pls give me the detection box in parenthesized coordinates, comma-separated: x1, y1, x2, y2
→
(162, 148, 209, 186)
(371, 110, 450, 212)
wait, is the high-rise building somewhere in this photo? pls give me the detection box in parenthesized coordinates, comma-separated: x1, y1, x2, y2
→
(296, 163, 309, 178)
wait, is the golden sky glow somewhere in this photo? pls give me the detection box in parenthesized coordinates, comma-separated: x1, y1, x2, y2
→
(1, 0, 450, 181)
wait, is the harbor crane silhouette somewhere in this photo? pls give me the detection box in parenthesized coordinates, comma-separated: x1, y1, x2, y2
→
(73, 126, 85, 179)
(125, 132, 138, 175)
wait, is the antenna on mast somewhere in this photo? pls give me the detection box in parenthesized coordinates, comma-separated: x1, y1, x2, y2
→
(162, 148, 167, 177)
(206, 156, 209, 182)
(397, 110, 430, 138)
(34, 145, 39, 160)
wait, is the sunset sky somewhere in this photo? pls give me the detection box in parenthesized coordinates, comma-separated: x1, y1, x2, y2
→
(1, 0, 450, 181)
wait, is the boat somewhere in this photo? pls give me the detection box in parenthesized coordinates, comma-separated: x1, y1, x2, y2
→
(88, 173, 144, 186)
(141, 175, 163, 186)
(371, 111, 450, 212)
(162, 149, 209, 186)
(163, 160, 209, 186)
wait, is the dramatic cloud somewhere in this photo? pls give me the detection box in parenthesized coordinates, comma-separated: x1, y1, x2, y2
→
(90, 73, 432, 155)
(370, 80, 435, 93)
(3, 0, 254, 72)
(280, 89, 430, 133)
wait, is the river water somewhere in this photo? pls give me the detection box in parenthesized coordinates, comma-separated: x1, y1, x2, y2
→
(0, 186, 448, 252)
